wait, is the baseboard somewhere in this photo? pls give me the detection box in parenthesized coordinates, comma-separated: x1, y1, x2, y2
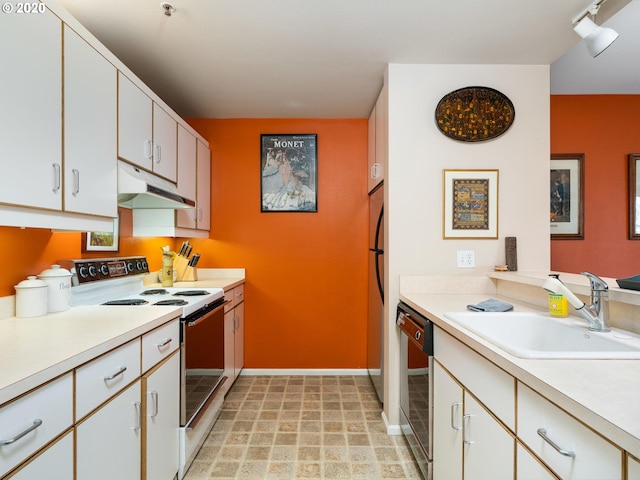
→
(240, 368, 369, 376)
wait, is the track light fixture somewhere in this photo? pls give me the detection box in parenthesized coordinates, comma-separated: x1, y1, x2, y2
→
(572, 0, 619, 57)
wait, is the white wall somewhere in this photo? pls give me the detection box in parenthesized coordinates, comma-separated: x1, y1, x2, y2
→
(383, 64, 551, 426)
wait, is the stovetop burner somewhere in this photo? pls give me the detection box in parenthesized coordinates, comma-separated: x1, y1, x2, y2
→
(154, 299, 189, 306)
(140, 289, 169, 296)
(102, 299, 149, 306)
(172, 290, 210, 296)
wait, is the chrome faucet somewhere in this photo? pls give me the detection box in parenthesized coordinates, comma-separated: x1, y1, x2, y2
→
(542, 272, 610, 332)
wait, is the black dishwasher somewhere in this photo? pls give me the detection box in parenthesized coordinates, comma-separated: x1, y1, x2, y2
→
(397, 301, 434, 480)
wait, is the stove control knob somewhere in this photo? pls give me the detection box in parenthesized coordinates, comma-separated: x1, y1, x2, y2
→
(78, 266, 88, 278)
(136, 260, 143, 271)
(127, 262, 134, 273)
(141, 260, 148, 271)
(88, 265, 97, 277)
(99, 264, 109, 276)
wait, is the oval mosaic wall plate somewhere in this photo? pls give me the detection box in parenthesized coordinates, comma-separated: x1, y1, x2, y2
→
(435, 86, 515, 142)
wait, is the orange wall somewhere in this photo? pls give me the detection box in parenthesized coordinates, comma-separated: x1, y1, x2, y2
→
(550, 95, 640, 278)
(185, 118, 369, 369)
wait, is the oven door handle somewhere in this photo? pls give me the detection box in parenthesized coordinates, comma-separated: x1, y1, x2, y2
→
(185, 299, 231, 327)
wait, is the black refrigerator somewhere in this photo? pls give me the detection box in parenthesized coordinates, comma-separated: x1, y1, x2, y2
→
(367, 184, 384, 403)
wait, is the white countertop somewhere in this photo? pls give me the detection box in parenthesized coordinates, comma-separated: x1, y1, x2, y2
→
(400, 291, 640, 459)
(0, 270, 245, 406)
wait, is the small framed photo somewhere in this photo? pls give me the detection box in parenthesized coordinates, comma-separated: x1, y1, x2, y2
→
(628, 154, 640, 240)
(550, 154, 584, 239)
(261, 134, 318, 212)
(84, 213, 120, 252)
(443, 169, 499, 239)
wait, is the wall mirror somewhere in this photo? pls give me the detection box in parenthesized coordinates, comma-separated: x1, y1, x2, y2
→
(629, 154, 640, 239)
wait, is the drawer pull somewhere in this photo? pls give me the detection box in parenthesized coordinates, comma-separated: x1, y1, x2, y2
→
(463, 414, 474, 445)
(150, 391, 159, 418)
(133, 401, 142, 431)
(450, 402, 462, 431)
(156, 338, 172, 348)
(537, 428, 576, 458)
(103, 366, 127, 381)
(0, 419, 43, 446)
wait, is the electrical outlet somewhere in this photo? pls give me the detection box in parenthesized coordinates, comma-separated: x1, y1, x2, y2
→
(457, 250, 475, 268)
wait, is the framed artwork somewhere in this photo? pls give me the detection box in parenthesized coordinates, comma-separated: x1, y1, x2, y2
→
(550, 154, 584, 239)
(628, 154, 640, 239)
(84, 213, 120, 252)
(260, 134, 318, 212)
(443, 169, 499, 239)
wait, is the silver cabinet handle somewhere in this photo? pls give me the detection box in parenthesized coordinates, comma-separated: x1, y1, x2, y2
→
(103, 366, 127, 381)
(198, 207, 203, 222)
(156, 338, 172, 349)
(0, 419, 43, 446)
(149, 391, 159, 418)
(154, 144, 161, 163)
(133, 401, 142, 430)
(463, 414, 474, 445)
(537, 428, 576, 458)
(72, 169, 80, 196)
(52, 163, 61, 192)
(144, 140, 153, 160)
(450, 402, 462, 431)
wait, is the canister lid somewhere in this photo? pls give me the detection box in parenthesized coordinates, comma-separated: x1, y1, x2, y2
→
(38, 264, 72, 278)
(15, 276, 48, 289)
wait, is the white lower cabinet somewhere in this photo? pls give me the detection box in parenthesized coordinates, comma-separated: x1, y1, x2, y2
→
(143, 351, 180, 480)
(433, 360, 513, 480)
(224, 283, 245, 389)
(518, 382, 622, 480)
(7, 431, 74, 480)
(76, 380, 142, 480)
(517, 443, 558, 480)
(629, 455, 640, 480)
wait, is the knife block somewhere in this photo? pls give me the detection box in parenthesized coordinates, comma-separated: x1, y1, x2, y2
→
(173, 256, 198, 282)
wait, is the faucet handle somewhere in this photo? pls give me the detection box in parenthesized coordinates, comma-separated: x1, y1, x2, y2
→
(581, 272, 608, 292)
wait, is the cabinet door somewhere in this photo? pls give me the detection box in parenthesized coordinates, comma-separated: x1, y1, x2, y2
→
(152, 105, 177, 182)
(0, 6, 62, 210)
(433, 362, 463, 480)
(517, 443, 558, 480)
(118, 72, 153, 170)
(196, 139, 211, 231)
(224, 309, 236, 384)
(76, 380, 142, 480)
(144, 352, 180, 480)
(629, 455, 640, 480)
(63, 25, 117, 217)
(8, 431, 73, 480)
(367, 105, 379, 192)
(463, 392, 514, 480)
(234, 301, 245, 379)
(176, 125, 197, 229)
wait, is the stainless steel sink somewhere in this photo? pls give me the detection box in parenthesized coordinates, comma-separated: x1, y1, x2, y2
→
(443, 312, 640, 359)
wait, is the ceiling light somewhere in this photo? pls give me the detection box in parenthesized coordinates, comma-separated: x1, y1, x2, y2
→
(572, 1, 619, 58)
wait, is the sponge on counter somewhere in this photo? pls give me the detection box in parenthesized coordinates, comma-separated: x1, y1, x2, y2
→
(466, 299, 514, 312)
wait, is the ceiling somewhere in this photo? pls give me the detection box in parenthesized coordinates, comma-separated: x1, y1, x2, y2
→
(55, 0, 638, 119)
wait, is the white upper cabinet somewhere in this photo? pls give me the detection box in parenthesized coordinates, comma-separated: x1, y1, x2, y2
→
(176, 125, 198, 229)
(118, 72, 178, 183)
(152, 105, 178, 182)
(118, 72, 154, 171)
(196, 139, 211, 232)
(63, 25, 117, 218)
(0, 7, 62, 210)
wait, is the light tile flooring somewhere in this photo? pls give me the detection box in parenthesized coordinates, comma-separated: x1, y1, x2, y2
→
(183, 375, 423, 479)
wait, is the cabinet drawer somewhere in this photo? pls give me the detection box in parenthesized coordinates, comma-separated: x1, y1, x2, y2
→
(224, 284, 244, 312)
(517, 382, 622, 479)
(142, 318, 180, 373)
(76, 339, 141, 420)
(0, 373, 73, 477)
(434, 327, 514, 429)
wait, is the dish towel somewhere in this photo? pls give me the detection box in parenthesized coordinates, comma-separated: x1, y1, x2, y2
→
(466, 299, 514, 312)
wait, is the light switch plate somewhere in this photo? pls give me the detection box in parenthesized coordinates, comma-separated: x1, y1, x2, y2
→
(457, 250, 475, 268)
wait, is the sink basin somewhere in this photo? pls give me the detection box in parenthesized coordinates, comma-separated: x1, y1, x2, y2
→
(443, 312, 640, 359)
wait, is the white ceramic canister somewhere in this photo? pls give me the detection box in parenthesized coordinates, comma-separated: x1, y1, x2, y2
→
(15, 276, 48, 318)
(37, 264, 72, 312)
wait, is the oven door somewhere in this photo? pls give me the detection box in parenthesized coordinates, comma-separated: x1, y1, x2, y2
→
(398, 303, 433, 480)
(180, 299, 229, 427)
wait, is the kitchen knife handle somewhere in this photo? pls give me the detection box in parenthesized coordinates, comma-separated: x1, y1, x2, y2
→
(52, 163, 61, 193)
(72, 169, 80, 196)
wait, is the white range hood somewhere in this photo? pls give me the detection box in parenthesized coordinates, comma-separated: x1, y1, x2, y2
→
(117, 161, 195, 209)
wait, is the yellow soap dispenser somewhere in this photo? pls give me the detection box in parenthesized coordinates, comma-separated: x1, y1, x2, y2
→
(548, 274, 568, 317)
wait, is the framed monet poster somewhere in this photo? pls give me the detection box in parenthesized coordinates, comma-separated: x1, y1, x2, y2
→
(550, 154, 584, 239)
(261, 134, 318, 212)
(628, 154, 640, 239)
(443, 169, 498, 239)
(83, 213, 120, 252)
